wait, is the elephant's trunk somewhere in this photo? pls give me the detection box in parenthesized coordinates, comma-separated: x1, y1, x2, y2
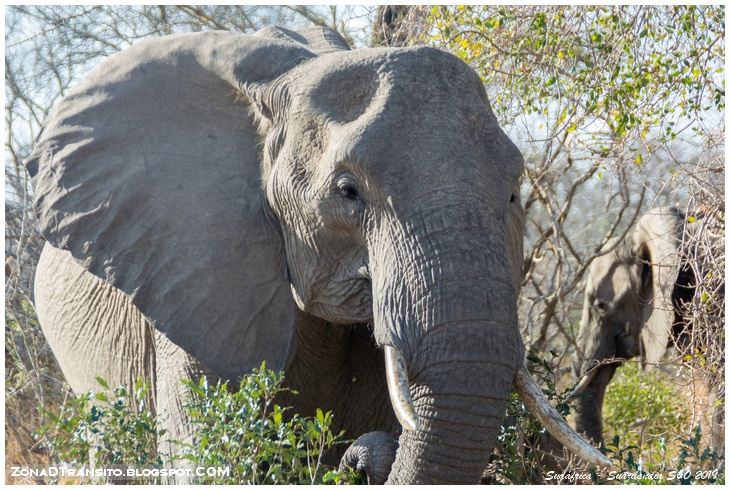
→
(366, 198, 525, 483)
(387, 321, 520, 484)
(372, 240, 522, 485)
(572, 312, 624, 448)
(572, 365, 616, 447)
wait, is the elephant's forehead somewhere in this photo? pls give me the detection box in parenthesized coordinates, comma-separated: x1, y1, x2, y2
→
(284, 47, 522, 191)
(592, 255, 635, 299)
(291, 46, 490, 123)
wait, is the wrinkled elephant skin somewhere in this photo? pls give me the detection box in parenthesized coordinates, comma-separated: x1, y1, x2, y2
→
(29, 27, 604, 484)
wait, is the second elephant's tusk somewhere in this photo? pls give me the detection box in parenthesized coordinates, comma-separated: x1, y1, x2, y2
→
(514, 366, 613, 468)
(384, 345, 419, 432)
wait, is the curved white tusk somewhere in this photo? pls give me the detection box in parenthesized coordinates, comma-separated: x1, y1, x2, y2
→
(570, 368, 598, 398)
(514, 366, 613, 468)
(384, 345, 419, 431)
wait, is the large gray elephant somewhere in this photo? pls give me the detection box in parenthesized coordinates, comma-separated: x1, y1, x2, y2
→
(27, 27, 608, 484)
(571, 206, 722, 447)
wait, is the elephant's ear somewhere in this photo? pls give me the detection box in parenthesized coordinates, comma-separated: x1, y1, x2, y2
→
(632, 207, 683, 369)
(507, 187, 525, 291)
(26, 30, 346, 381)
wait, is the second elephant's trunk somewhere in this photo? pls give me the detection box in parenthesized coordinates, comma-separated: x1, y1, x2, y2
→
(572, 364, 617, 447)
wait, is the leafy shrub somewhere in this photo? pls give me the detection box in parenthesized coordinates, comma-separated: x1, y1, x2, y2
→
(180, 363, 348, 484)
(36, 355, 724, 485)
(37, 365, 350, 484)
(601, 426, 724, 484)
(603, 361, 691, 451)
(598, 363, 725, 484)
(37, 378, 161, 484)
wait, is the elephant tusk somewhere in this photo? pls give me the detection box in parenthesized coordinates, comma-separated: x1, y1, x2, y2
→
(384, 345, 419, 431)
(570, 369, 598, 397)
(514, 366, 613, 468)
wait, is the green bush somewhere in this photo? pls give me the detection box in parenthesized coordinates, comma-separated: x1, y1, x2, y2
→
(601, 427, 725, 484)
(37, 378, 161, 484)
(600, 362, 724, 484)
(180, 363, 348, 484)
(37, 365, 351, 484)
(37, 356, 723, 484)
(604, 362, 691, 452)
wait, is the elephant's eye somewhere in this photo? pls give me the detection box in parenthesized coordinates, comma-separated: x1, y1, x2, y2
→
(336, 180, 360, 202)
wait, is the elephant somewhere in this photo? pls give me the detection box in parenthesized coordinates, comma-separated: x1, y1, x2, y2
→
(571, 206, 724, 447)
(27, 26, 609, 484)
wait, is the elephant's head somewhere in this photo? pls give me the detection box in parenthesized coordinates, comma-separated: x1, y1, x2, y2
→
(27, 27, 607, 483)
(572, 207, 684, 445)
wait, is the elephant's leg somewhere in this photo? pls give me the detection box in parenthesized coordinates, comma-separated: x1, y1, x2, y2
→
(34, 244, 157, 481)
(35, 244, 218, 482)
(153, 329, 218, 483)
(281, 316, 399, 478)
(34, 242, 157, 410)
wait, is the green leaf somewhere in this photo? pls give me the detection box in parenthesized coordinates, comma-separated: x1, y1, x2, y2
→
(95, 376, 109, 389)
(181, 378, 206, 397)
(38, 406, 59, 423)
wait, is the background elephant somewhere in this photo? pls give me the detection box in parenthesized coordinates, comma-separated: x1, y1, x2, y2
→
(27, 26, 606, 484)
(572, 206, 724, 447)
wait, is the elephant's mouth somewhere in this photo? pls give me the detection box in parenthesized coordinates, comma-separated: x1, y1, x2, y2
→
(299, 276, 373, 324)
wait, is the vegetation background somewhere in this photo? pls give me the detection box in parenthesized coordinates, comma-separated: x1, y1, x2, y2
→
(5, 5, 724, 483)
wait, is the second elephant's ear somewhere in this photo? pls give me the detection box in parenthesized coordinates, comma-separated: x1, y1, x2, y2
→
(632, 207, 683, 369)
(27, 30, 346, 381)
